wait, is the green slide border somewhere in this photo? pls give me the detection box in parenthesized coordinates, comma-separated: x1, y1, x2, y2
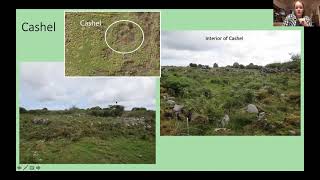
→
(16, 9, 304, 171)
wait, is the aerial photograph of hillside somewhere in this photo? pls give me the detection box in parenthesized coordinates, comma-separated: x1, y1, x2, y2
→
(65, 12, 160, 76)
(160, 30, 301, 136)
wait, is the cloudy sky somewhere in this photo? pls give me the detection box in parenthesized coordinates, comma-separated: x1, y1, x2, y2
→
(20, 62, 156, 110)
(161, 30, 301, 66)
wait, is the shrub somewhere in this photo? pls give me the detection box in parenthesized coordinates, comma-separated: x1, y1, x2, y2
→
(88, 105, 124, 117)
(273, 76, 289, 86)
(64, 105, 80, 114)
(230, 112, 256, 130)
(233, 62, 240, 68)
(213, 63, 218, 68)
(290, 53, 301, 62)
(20, 107, 28, 113)
(132, 107, 147, 111)
(90, 106, 102, 110)
(206, 107, 224, 124)
(243, 90, 255, 103)
(28, 109, 49, 115)
(265, 62, 282, 69)
(189, 63, 197, 67)
(162, 76, 190, 96)
(108, 105, 125, 116)
(246, 63, 262, 69)
(223, 97, 240, 110)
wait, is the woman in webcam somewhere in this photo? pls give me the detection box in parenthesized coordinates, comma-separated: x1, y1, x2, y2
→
(283, 0, 312, 27)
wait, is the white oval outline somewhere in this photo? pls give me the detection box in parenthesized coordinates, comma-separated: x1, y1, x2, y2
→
(104, 20, 144, 54)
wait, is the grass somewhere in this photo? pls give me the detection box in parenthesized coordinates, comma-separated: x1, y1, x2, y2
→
(20, 111, 155, 164)
(160, 65, 301, 136)
(65, 12, 160, 76)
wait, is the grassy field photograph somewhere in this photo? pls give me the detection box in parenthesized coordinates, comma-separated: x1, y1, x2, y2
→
(160, 30, 302, 136)
(19, 62, 156, 164)
(65, 12, 160, 76)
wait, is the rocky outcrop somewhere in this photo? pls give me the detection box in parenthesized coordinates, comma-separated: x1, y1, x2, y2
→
(32, 118, 50, 125)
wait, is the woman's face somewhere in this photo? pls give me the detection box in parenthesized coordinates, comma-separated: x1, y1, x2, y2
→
(295, 1, 304, 18)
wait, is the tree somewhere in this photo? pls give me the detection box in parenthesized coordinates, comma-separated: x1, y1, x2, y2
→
(246, 63, 262, 70)
(109, 105, 125, 116)
(290, 53, 301, 62)
(132, 107, 147, 111)
(189, 63, 197, 67)
(239, 64, 245, 69)
(90, 106, 102, 110)
(213, 63, 218, 68)
(20, 107, 27, 113)
(233, 62, 240, 68)
(203, 65, 210, 69)
(246, 63, 255, 69)
(42, 107, 48, 111)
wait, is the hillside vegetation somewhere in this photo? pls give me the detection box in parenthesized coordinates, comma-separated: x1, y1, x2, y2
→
(160, 56, 301, 136)
(20, 106, 155, 163)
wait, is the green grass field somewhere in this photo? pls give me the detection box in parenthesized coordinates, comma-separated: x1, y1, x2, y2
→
(65, 12, 160, 76)
(20, 111, 155, 164)
(160, 61, 301, 136)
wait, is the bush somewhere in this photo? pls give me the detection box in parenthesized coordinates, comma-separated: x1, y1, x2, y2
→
(20, 107, 28, 113)
(132, 107, 147, 111)
(223, 96, 243, 110)
(246, 63, 261, 69)
(108, 105, 125, 116)
(189, 63, 197, 67)
(230, 112, 256, 130)
(28, 109, 49, 115)
(197, 64, 210, 69)
(233, 62, 240, 68)
(243, 90, 255, 103)
(88, 105, 124, 117)
(162, 76, 190, 97)
(273, 76, 289, 86)
(265, 62, 282, 69)
(290, 53, 301, 62)
(213, 63, 218, 68)
(90, 106, 102, 110)
(64, 105, 80, 114)
(206, 106, 224, 124)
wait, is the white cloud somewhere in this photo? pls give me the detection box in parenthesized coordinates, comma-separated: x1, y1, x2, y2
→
(20, 62, 156, 110)
(162, 30, 301, 66)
